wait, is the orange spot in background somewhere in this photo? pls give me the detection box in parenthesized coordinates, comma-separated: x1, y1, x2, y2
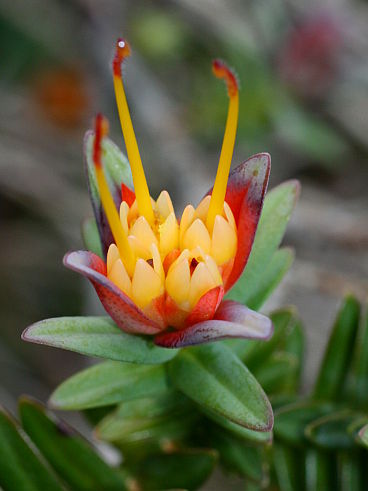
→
(34, 66, 89, 128)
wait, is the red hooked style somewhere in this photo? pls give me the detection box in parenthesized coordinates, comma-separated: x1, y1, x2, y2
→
(212, 59, 238, 98)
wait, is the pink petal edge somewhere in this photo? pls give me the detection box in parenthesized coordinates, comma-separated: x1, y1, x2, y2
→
(64, 250, 163, 335)
(154, 300, 273, 348)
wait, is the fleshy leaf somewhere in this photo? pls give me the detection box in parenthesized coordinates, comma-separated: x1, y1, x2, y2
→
(49, 361, 170, 410)
(127, 449, 218, 490)
(274, 399, 334, 447)
(351, 308, 368, 408)
(243, 247, 295, 311)
(23, 316, 178, 364)
(357, 423, 368, 448)
(0, 406, 63, 491)
(19, 397, 127, 491)
(84, 131, 133, 258)
(253, 352, 299, 395)
(210, 427, 266, 482)
(313, 295, 360, 401)
(305, 410, 366, 450)
(227, 180, 300, 305)
(81, 217, 103, 258)
(155, 301, 273, 348)
(168, 343, 273, 431)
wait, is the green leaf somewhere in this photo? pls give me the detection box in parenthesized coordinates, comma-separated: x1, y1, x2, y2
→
(128, 449, 218, 491)
(305, 449, 337, 491)
(96, 392, 193, 443)
(272, 443, 304, 491)
(23, 316, 178, 364)
(357, 423, 368, 448)
(242, 307, 300, 369)
(202, 408, 272, 444)
(210, 428, 267, 482)
(49, 361, 170, 410)
(245, 247, 295, 311)
(305, 410, 366, 450)
(0, 407, 63, 491)
(227, 180, 299, 306)
(274, 400, 334, 447)
(338, 452, 364, 491)
(169, 343, 273, 431)
(313, 296, 360, 401)
(19, 397, 127, 491)
(351, 309, 368, 408)
(254, 352, 299, 395)
(81, 217, 103, 258)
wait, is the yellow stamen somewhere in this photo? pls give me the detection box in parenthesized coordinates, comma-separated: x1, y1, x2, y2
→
(113, 39, 155, 225)
(93, 114, 135, 276)
(206, 59, 239, 232)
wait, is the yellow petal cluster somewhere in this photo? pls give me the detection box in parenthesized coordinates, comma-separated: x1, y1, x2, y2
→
(106, 191, 237, 311)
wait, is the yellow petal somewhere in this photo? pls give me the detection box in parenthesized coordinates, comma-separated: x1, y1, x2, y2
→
(166, 255, 191, 306)
(128, 199, 139, 225)
(224, 201, 236, 230)
(179, 205, 195, 247)
(119, 201, 129, 234)
(204, 254, 223, 285)
(128, 235, 151, 260)
(132, 259, 163, 309)
(182, 219, 211, 254)
(159, 212, 179, 258)
(129, 215, 158, 251)
(156, 190, 174, 220)
(108, 258, 132, 297)
(195, 195, 211, 222)
(188, 262, 217, 308)
(151, 243, 165, 282)
(211, 215, 237, 265)
(106, 244, 120, 275)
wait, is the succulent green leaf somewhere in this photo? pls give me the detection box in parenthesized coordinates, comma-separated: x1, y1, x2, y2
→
(81, 217, 103, 258)
(253, 352, 299, 395)
(305, 449, 337, 491)
(351, 309, 368, 408)
(305, 410, 366, 450)
(244, 247, 295, 311)
(202, 407, 272, 444)
(19, 397, 127, 491)
(23, 316, 178, 364)
(211, 428, 266, 482)
(357, 423, 368, 448)
(227, 180, 299, 306)
(338, 452, 364, 491)
(169, 343, 273, 431)
(274, 400, 334, 447)
(49, 361, 170, 410)
(242, 307, 300, 369)
(0, 407, 63, 491)
(313, 295, 360, 401)
(96, 392, 193, 443)
(127, 449, 218, 491)
(273, 443, 304, 491)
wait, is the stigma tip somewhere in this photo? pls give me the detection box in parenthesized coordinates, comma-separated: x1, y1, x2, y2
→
(212, 59, 238, 97)
(113, 38, 131, 77)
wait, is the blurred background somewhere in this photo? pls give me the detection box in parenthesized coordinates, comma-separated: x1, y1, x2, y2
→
(0, 0, 367, 463)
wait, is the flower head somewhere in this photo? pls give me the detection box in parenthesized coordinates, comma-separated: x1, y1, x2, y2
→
(64, 39, 273, 347)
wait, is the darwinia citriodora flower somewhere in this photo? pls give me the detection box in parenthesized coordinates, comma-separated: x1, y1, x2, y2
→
(64, 39, 273, 348)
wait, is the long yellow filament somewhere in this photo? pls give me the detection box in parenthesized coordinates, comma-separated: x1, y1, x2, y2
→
(93, 114, 136, 276)
(206, 60, 239, 232)
(113, 39, 155, 225)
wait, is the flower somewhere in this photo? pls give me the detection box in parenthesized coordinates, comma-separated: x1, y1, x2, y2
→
(64, 39, 273, 348)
